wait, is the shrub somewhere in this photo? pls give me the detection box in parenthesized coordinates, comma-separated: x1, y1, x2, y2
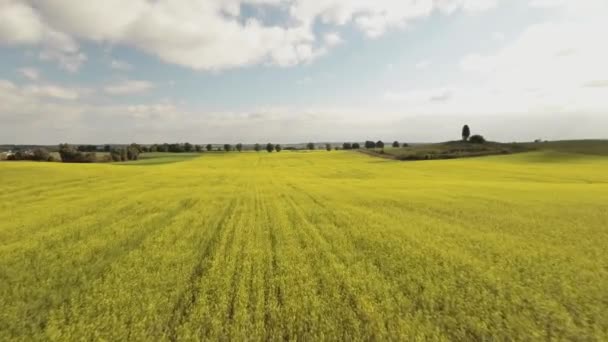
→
(352, 143, 360, 149)
(343, 142, 352, 150)
(376, 141, 385, 149)
(365, 141, 375, 149)
(469, 135, 486, 144)
(275, 144, 282, 152)
(392, 141, 399, 148)
(402, 143, 409, 147)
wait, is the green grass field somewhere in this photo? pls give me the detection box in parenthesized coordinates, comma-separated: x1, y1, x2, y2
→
(1, 151, 607, 340)
(117, 152, 203, 165)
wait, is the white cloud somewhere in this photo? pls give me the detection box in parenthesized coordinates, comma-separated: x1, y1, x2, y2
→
(296, 76, 313, 85)
(583, 80, 608, 88)
(104, 80, 155, 95)
(22, 84, 80, 100)
(324, 32, 343, 47)
(0, 79, 81, 101)
(491, 31, 505, 41)
(415, 60, 431, 69)
(18, 67, 40, 81)
(459, 19, 608, 110)
(0, 1, 44, 44)
(386, 5, 608, 117)
(110, 59, 133, 71)
(0, 2, 87, 72)
(0, 0, 498, 71)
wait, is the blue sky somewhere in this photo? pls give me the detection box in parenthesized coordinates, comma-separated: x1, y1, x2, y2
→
(0, 0, 606, 144)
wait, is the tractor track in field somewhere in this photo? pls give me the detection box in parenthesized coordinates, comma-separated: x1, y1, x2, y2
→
(165, 196, 240, 342)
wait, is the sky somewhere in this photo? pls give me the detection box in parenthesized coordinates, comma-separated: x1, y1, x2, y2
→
(0, 0, 606, 144)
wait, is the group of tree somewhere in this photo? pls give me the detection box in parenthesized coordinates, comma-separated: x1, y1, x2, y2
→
(77, 145, 99, 152)
(110, 144, 141, 162)
(342, 142, 361, 150)
(6, 148, 53, 161)
(461, 125, 486, 144)
(148, 143, 200, 153)
(364, 141, 385, 149)
(248, 143, 283, 152)
(58, 144, 97, 163)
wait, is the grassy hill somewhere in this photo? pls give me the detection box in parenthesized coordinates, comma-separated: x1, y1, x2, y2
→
(361, 139, 608, 161)
(364, 140, 530, 160)
(520, 139, 608, 155)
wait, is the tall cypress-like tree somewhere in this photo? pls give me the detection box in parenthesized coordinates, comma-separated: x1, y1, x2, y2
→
(462, 125, 471, 141)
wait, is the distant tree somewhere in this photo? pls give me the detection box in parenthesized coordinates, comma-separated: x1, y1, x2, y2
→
(59, 144, 96, 163)
(157, 143, 169, 152)
(402, 142, 409, 147)
(376, 141, 384, 150)
(223, 144, 232, 152)
(364, 141, 376, 149)
(120, 148, 128, 161)
(343, 142, 352, 150)
(110, 148, 121, 162)
(469, 134, 486, 144)
(77, 145, 97, 152)
(168, 143, 185, 153)
(30, 148, 50, 161)
(194, 145, 202, 152)
(149, 144, 158, 152)
(307, 142, 315, 150)
(254, 143, 261, 152)
(184, 142, 193, 152)
(266, 143, 274, 153)
(275, 144, 282, 152)
(236, 143, 243, 152)
(392, 141, 400, 148)
(130, 143, 143, 153)
(141, 146, 150, 153)
(462, 125, 471, 141)
(103, 145, 111, 152)
(352, 142, 360, 149)
(325, 143, 332, 151)
(127, 146, 140, 160)
(206, 144, 213, 152)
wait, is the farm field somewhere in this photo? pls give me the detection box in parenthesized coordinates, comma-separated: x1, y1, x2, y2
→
(1, 151, 607, 340)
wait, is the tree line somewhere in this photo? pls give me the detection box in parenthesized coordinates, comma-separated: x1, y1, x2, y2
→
(3, 125, 486, 163)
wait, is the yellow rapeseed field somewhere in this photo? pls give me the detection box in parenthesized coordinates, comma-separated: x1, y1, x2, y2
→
(1, 151, 607, 340)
